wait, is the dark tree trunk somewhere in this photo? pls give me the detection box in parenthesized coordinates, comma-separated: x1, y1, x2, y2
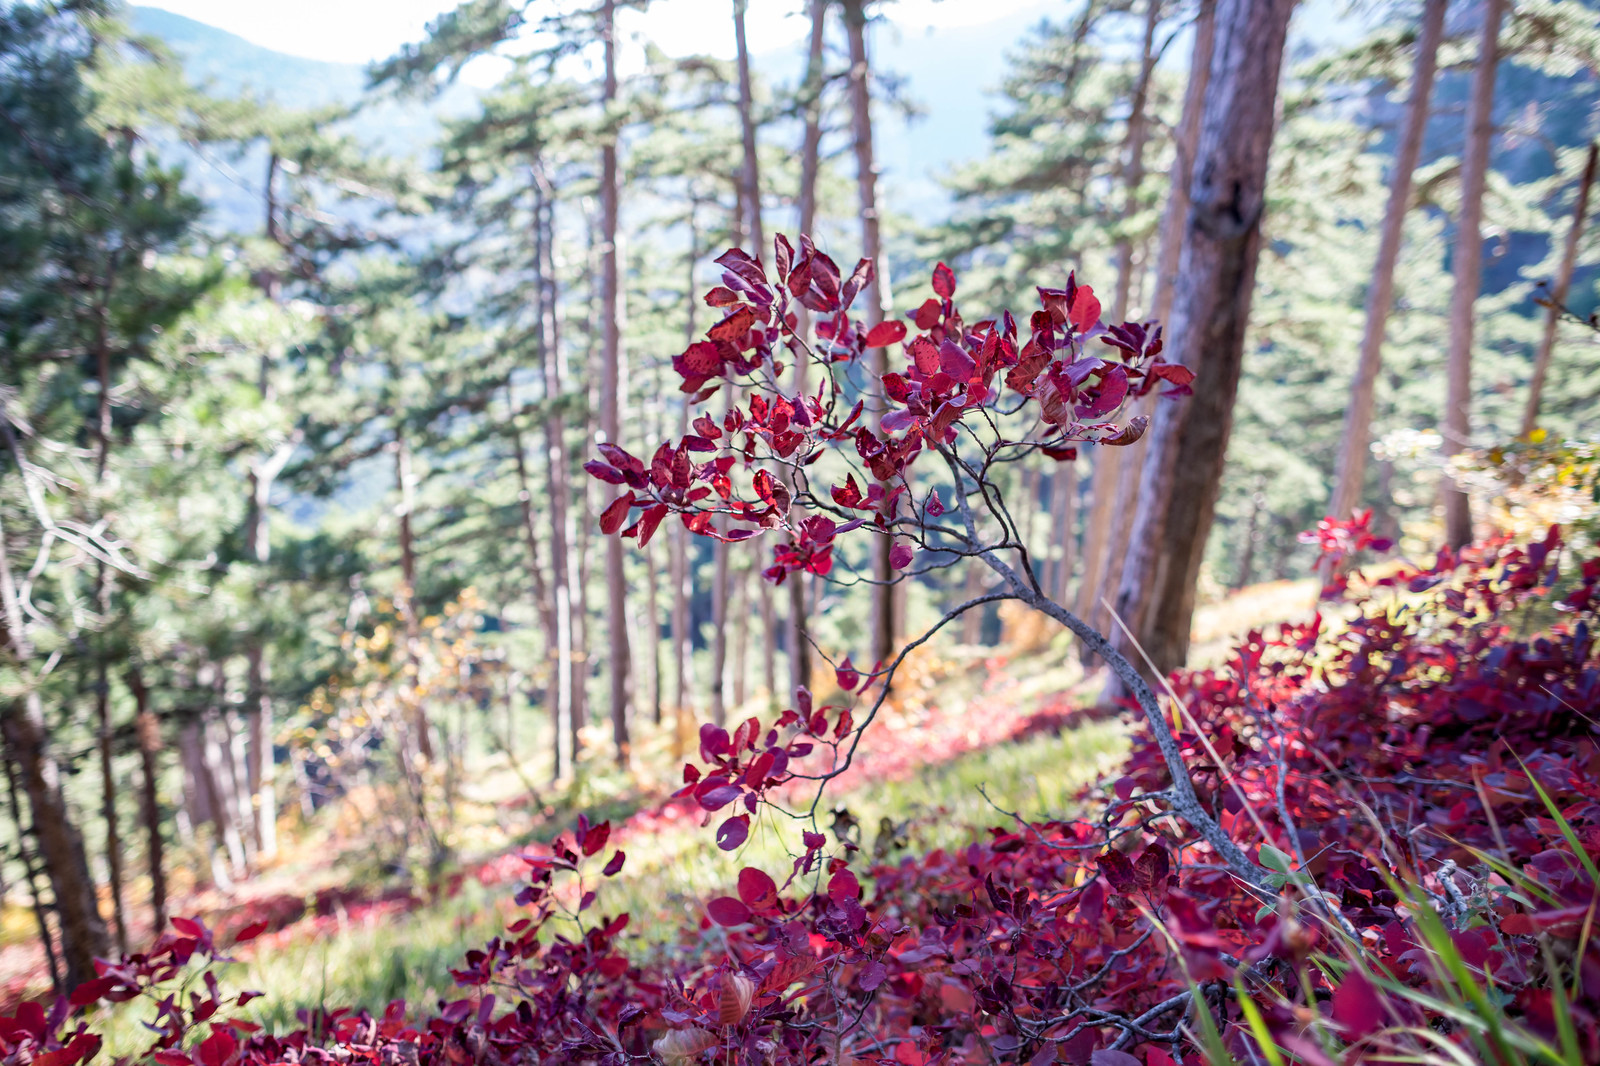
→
(5, 753, 62, 993)
(1110, 0, 1295, 681)
(2, 697, 110, 987)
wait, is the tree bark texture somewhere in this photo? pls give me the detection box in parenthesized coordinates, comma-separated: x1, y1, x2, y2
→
(1441, 0, 1506, 548)
(1111, 0, 1295, 680)
(126, 664, 167, 934)
(599, 0, 632, 767)
(1078, 0, 1213, 647)
(842, 0, 895, 669)
(1328, 0, 1446, 521)
(1522, 141, 1597, 437)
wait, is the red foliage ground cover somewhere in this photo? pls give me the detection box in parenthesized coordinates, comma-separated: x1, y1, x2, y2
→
(6, 526, 1596, 1066)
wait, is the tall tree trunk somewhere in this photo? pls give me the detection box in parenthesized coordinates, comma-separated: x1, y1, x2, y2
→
(125, 664, 167, 934)
(509, 401, 561, 744)
(2, 699, 110, 986)
(599, 0, 632, 768)
(244, 646, 275, 862)
(0, 511, 108, 984)
(672, 212, 698, 731)
(1328, 0, 1447, 521)
(534, 174, 579, 782)
(733, 0, 779, 708)
(1441, 0, 1506, 549)
(392, 433, 433, 761)
(733, 566, 750, 708)
(1091, 0, 1216, 665)
(788, 0, 827, 700)
(1522, 141, 1597, 436)
(1110, 0, 1295, 682)
(842, 0, 894, 669)
(5, 754, 62, 992)
(1075, 0, 1165, 645)
(1049, 460, 1077, 603)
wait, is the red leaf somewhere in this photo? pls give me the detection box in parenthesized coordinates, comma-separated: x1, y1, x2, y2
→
(581, 820, 611, 857)
(196, 1028, 237, 1066)
(931, 262, 957, 299)
(717, 814, 750, 851)
(233, 920, 268, 943)
(864, 320, 907, 348)
(913, 299, 941, 331)
(602, 850, 626, 876)
(704, 286, 742, 307)
(737, 867, 778, 908)
(171, 916, 207, 938)
(1069, 285, 1100, 332)
(707, 897, 752, 926)
(828, 869, 861, 902)
(889, 543, 914, 570)
(599, 492, 635, 535)
(708, 306, 756, 342)
(909, 336, 940, 374)
(835, 657, 860, 691)
(1330, 967, 1386, 1042)
(635, 503, 669, 547)
(1100, 415, 1149, 446)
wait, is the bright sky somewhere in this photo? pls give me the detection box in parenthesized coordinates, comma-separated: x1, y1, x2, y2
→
(143, 0, 1056, 67)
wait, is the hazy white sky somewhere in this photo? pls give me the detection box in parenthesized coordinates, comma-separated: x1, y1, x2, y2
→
(143, 0, 1056, 66)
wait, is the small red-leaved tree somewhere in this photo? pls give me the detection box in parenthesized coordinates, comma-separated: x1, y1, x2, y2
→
(585, 237, 1266, 890)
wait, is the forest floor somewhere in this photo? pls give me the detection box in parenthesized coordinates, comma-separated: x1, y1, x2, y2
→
(1, 577, 1319, 1036)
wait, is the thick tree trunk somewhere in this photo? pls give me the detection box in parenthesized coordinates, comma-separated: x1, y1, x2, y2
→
(2, 697, 110, 987)
(1441, 0, 1506, 548)
(1328, 0, 1446, 521)
(1522, 142, 1597, 437)
(5, 754, 62, 992)
(126, 665, 167, 935)
(1110, 0, 1295, 681)
(842, 0, 895, 669)
(1076, 0, 1179, 647)
(599, 0, 631, 768)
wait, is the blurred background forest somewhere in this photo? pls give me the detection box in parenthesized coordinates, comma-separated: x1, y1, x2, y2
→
(1, 0, 1597, 1020)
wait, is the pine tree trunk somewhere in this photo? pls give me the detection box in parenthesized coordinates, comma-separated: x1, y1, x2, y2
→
(2, 695, 111, 987)
(1110, 0, 1295, 682)
(672, 216, 697, 729)
(842, 0, 894, 669)
(1328, 0, 1446, 522)
(392, 435, 433, 761)
(788, 0, 827, 700)
(599, 0, 631, 768)
(125, 664, 167, 934)
(4, 754, 62, 992)
(1075, 0, 1168, 645)
(533, 173, 578, 782)
(244, 645, 276, 861)
(1522, 142, 1597, 436)
(1441, 0, 1506, 548)
(1049, 461, 1077, 603)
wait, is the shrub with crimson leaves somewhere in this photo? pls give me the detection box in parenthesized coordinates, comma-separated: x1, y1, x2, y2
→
(9, 243, 1598, 1066)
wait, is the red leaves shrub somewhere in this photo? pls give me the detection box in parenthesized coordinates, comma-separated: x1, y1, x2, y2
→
(14, 528, 1594, 1065)
(11, 238, 1599, 1065)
